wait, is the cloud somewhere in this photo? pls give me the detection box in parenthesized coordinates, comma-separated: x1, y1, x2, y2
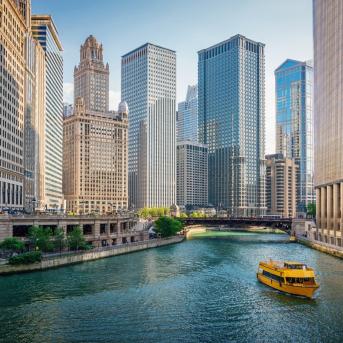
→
(63, 82, 74, 104)
(109, 90, 121, 110)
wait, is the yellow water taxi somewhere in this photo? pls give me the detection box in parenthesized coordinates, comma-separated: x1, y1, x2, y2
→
(257, 260, 319, 298)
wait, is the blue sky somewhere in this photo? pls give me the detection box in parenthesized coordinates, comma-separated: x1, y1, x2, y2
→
(32, 0, 313, 153)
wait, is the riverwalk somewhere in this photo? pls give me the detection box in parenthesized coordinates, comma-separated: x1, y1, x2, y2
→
(0, 235, 184, 275)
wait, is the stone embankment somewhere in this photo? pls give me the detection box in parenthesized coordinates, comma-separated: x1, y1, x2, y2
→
(0, 236, 184, 275)
(297, 236, 343, 259)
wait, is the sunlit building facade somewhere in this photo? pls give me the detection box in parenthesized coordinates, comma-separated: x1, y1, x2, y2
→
(63, 98, 128, 214)
(266, 154, 298, 218)
(74, 35, 109, 113)
(313, 0, 343, 247)
(32, 15, 63, 210)
(177, 85, 198, 142)
(198, 34, 266, 216)
(0, 0, 27, 211)
(275, 59, 314, 213)
(122, 43, 176, 209)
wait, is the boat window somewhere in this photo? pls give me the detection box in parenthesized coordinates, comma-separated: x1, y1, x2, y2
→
(284, 263, 306, 270)
(286, 277, 315, 284)
(262, 270, 284, 283)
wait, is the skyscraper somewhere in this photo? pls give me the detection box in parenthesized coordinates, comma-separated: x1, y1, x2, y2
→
(177, 141, 208, 207)
(275, 59, 314, 213)
(313, 0, 343, 247)
(63, 37, 128, 214)
(265, 154, 298, 218)
(74, 35, 109, 113)
(198, 34, 266, 216)
(122, 43, 176, 209)
(63, 98, 128, 215)
(177, 85, 198, 142)
(32, 15, 63, 210)
(0, 0, 28, 211)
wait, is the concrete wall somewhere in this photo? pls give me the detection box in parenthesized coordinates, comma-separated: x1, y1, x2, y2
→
(0, 236, 184, 275)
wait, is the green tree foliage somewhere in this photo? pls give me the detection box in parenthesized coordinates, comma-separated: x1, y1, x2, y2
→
(138, 207, 172, 219)
(0, 237, 25, 255)
(9, 251, 42, 265)
(154, 216, 183, 238)
(179, 213, 188, 218)
(67, 227, 87, 250)
(53, 227, 65, 252)
(190, 211, 206, 218)
(28, 226, 54, 252)
(307, 203, 316, 218)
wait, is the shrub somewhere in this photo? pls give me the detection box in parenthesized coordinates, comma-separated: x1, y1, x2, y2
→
(9, 251, 42, 265)
(154, 216, 183, 238)
(0, 237, 25, 253)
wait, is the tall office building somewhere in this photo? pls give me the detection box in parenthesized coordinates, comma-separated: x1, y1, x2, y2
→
(122, 43, 176, 209)
(74, 35, 109, 113)
(63, 103, 73, 117)
(313, 0, 343, 247)
(177, 141, 208, 207)
(275, 59, 314, 213)
(177, 85, 198, 142)
(265, 154, 298, 218)
(63, 98, 128, 214)
(32, 15, 63, 210)
(198, 34, 266, 216)
(0, 0, 30, 211)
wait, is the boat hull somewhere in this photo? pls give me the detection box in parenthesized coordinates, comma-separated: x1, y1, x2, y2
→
(257, 273, 318, 299)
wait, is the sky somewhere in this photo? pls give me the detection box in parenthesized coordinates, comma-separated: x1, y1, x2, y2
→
(32, 0, 313, 154)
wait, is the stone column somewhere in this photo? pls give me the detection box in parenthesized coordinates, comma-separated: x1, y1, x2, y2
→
(327, 185, 332, 237)
(321, 186, 326, 231)
(333, 183, 339, 234)
(316, 188, 321, 240)
(341, 182, 343, 247)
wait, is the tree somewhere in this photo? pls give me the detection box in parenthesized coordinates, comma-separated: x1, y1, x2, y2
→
(154, 216, 183, 238)
(67, 227, 87, 251)
(28, 226, 54, 252)
(53, 227, 65, 253)
(0, 237, 25, 256)
(307, 203, 316, 218)
(138, 207, 150, 219)
(179, 213, 188, 219)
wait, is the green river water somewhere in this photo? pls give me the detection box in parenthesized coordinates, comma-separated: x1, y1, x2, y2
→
(0, 231, 343, 342)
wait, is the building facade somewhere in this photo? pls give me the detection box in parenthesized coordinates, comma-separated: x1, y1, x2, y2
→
(63, 98, 128, 214)
(32, 15, 63, 210)
(314, 0, 343, 247)
(177, 141, 208, 207)
(198, 34, 266, 216)
(122, 43, 176, 209)
(266, 154, 298, 218)
(63, 103, 73, 117)
(0, 0, 28, 211)
(275, 59, 314, 213)
(177, 85, 198, 142)
(74, 35, 109, 113)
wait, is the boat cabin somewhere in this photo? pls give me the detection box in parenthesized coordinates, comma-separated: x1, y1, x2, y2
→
(284, 262, 307, 270)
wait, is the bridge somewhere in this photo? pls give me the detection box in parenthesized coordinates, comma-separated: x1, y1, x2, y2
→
(180, 217, 293, 233)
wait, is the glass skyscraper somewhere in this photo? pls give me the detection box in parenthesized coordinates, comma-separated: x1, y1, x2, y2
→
(32, 15, 63, 209)
(275, 59, 314, 213)
(122, 43, 176, 209)
(177, 85, 198, 142)
(198, 34, 266, 217)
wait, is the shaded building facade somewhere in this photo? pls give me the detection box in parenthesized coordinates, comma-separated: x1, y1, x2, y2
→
(177, 141, 208, 207)
(198, 34, 266, 216)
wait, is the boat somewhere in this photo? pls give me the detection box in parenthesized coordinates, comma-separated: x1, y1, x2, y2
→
(257, 260, 319, 298)
(289, 235, 297, 242)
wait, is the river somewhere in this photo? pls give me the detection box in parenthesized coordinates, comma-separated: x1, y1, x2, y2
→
(0, 232, 343, 342)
